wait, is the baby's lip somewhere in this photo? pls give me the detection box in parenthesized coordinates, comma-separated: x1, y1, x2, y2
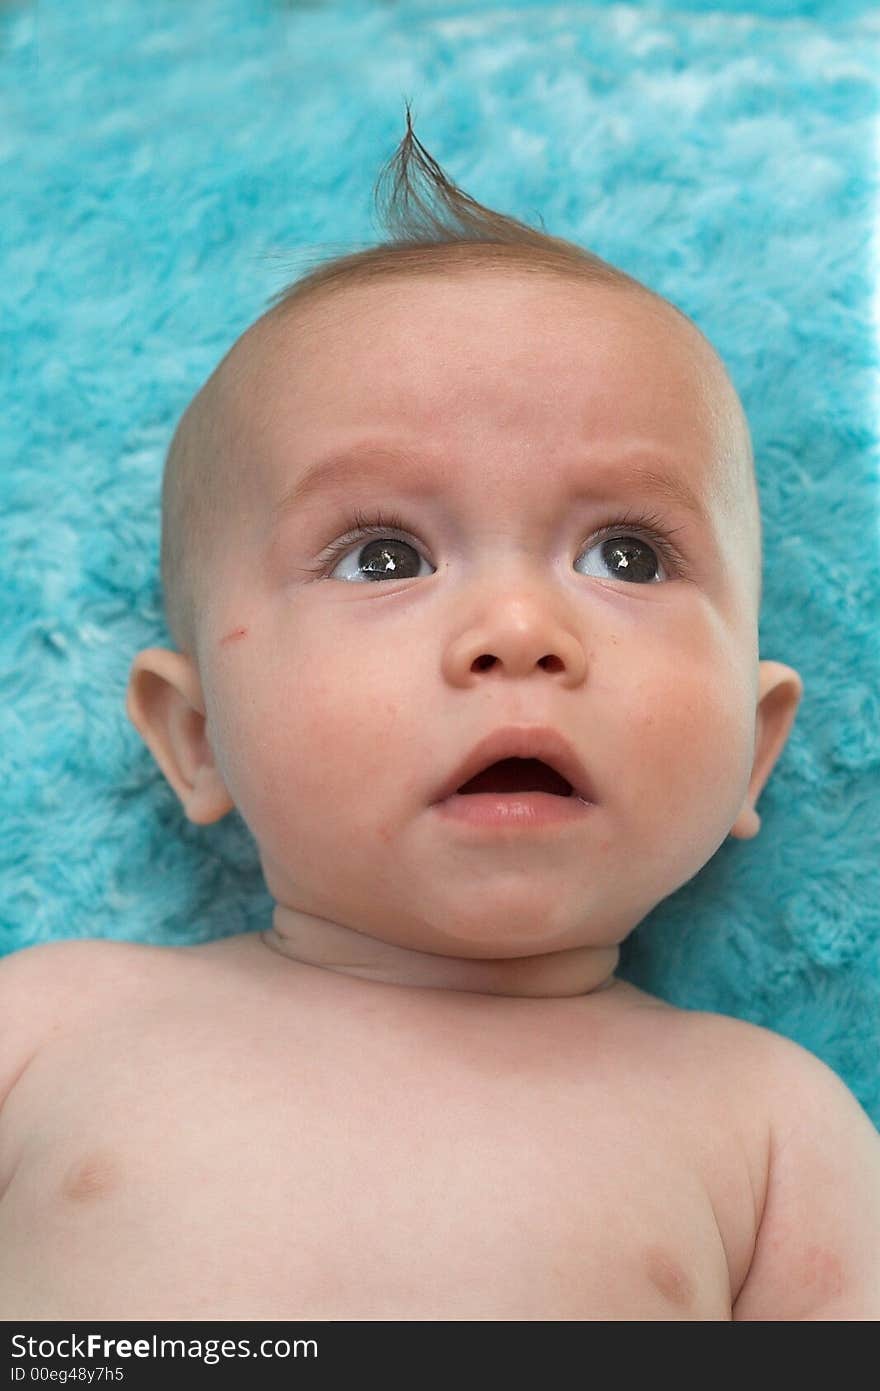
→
(433, 726, 597, 805)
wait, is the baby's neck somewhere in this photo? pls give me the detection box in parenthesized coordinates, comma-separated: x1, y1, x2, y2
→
(263, 906, 620, 998)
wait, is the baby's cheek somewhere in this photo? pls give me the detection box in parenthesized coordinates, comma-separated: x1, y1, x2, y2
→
(200, 664, 293, 823)
(627, 655, 754, 827)
(201, 653, 358, 839)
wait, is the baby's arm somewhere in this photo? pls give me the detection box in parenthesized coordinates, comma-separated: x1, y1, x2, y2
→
(733, 1034, 880, 1320)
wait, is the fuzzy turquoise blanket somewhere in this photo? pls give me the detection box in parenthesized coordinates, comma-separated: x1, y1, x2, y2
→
(2, 0, 878, 1124)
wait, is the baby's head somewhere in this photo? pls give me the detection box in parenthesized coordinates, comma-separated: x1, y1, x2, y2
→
(128, 112, 802, 987)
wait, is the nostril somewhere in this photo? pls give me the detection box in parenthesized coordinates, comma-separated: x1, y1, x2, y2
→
(539, 654, 564, 672)
(470, 654, 564, 673)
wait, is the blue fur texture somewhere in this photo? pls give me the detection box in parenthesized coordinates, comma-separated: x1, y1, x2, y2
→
(2, 0, 878, 1121)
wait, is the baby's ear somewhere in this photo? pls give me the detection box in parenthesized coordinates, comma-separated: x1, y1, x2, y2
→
(728, 660, 804, 840)
(126, 648, 234, 825)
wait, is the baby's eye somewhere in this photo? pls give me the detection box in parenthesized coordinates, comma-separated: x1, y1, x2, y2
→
(575, 532, 667, 584)
(327, 535, 434, 583)
(317, 511, 682, 585)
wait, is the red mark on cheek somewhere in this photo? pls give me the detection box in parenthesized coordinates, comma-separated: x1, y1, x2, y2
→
(220, 627, 248, 647)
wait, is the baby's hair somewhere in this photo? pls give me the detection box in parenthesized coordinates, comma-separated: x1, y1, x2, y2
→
(264, 99, 648, 313)
(160, 103, 760, 657)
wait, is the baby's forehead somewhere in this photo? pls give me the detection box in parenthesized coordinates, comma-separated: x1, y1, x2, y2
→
(216, 273, 748, 499)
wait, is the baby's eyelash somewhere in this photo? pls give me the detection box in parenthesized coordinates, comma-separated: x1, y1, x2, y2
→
(300, 506, 692, 579)
(592, 508, 692, 580)
(300, 509, 412, 575)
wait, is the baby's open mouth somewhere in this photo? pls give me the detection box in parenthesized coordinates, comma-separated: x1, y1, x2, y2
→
(456, 757, 575, 797)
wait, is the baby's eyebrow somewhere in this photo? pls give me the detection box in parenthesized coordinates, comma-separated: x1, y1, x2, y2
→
(271, 445, 443, 519)
(270, 442, 712, 530)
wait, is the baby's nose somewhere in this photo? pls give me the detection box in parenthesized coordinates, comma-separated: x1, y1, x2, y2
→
(442, 597, 587, 689)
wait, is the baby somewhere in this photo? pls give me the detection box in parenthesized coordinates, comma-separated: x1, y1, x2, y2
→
(2, 116, 879, 1321)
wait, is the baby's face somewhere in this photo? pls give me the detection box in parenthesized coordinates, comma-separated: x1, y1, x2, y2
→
(187, 271, 762, 958)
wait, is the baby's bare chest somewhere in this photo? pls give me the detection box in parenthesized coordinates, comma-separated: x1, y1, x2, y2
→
(0, 999, 743, 1320)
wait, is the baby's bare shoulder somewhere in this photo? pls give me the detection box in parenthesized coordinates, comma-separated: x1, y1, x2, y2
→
(645, 1000, 873, 1127)
(670, 1003, 873, 1119)
(0, 935, 169, 1002)
(605, 986, 793, 1088)
(627, 992, 804, 1067)
(0, 938, 178, 1106)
